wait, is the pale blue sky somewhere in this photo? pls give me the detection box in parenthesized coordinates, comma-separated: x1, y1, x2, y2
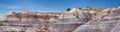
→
(0, 0, 120, 16)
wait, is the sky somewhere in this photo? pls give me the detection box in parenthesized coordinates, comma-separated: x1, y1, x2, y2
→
(0, 0, 120, 16)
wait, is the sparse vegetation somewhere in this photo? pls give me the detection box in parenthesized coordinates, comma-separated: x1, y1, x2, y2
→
(66, 8, 71, 11)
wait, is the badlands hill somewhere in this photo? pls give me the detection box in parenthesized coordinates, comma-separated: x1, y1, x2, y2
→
(0, 7, 120, 32)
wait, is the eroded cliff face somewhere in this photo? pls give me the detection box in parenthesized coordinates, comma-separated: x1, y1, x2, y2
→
(3, 7, 117, 22)
(0, 7, 120, 32)
(3, 10, 61, 22)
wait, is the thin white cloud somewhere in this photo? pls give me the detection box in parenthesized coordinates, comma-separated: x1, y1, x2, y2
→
(22, 6, 59, 12)
(0, 4, 6, 6)
(0, 4, 22, 9)
(0, 4, 61, 12)
(5, 6, 22, 9)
